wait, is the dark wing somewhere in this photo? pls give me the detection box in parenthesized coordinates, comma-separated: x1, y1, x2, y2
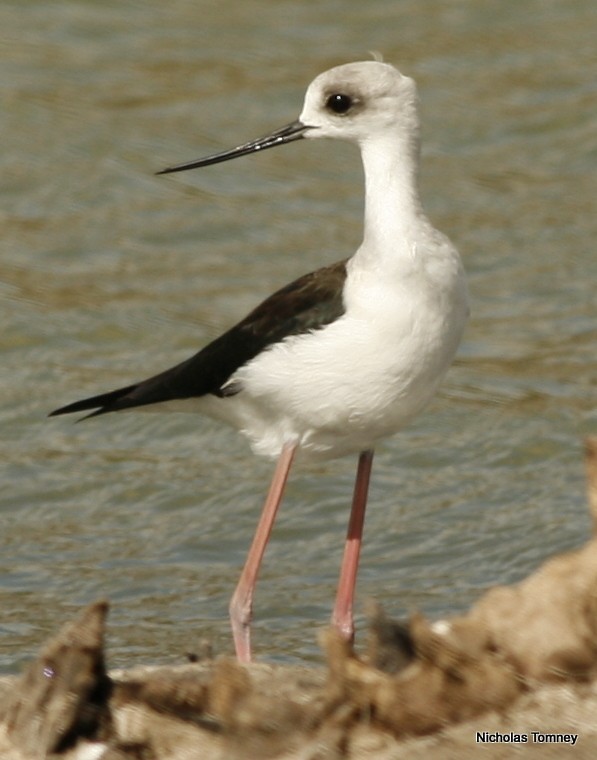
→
(50, 259, 348, 419)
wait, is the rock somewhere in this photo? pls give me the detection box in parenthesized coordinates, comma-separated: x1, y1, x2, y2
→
(2, 600, 111, 759)
(1, 438, 597, 757)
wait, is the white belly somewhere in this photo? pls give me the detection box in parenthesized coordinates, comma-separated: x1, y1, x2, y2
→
(194, 285, 467, 460)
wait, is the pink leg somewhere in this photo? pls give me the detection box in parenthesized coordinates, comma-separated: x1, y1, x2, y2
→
(331, 449, 374, 642)
(229, 442, 297, 663)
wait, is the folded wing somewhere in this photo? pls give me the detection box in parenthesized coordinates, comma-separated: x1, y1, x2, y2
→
(50, 259, 347, 420)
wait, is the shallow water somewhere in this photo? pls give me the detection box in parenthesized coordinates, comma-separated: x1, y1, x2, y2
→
(0, 0, 595, 672)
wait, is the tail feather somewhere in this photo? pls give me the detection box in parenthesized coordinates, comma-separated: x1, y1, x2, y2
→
(49, 383, 139, 420)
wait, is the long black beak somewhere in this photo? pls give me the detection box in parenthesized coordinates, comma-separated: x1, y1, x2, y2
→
(156, 120, 313, 175)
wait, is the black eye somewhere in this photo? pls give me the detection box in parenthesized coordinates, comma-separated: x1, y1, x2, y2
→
(326, 93, 354, 114)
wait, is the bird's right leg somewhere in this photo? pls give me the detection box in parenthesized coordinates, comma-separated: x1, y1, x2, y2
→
(331, 448, 374, 642)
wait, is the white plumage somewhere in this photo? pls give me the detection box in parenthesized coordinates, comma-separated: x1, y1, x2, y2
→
(194, 62, 469, 459)
(51, 61, 469, 663)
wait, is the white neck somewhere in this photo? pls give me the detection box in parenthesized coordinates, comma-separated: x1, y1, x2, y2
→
(357, 126, 427, 266)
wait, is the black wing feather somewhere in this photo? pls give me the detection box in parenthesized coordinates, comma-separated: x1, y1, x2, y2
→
(50, 259, 347, 419)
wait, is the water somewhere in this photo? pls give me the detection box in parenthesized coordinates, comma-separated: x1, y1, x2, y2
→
(1, 0, 595, 673)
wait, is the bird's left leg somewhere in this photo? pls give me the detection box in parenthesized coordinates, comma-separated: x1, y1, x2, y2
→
(229, 441, 297, 663)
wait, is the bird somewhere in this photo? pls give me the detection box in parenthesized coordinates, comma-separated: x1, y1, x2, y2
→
(50, 61, 469, 664)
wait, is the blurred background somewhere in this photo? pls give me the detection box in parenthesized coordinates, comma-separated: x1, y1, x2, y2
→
(0, 0, 595, 672)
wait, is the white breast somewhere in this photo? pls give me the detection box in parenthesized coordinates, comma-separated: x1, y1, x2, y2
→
(199, 244, 468, 461)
